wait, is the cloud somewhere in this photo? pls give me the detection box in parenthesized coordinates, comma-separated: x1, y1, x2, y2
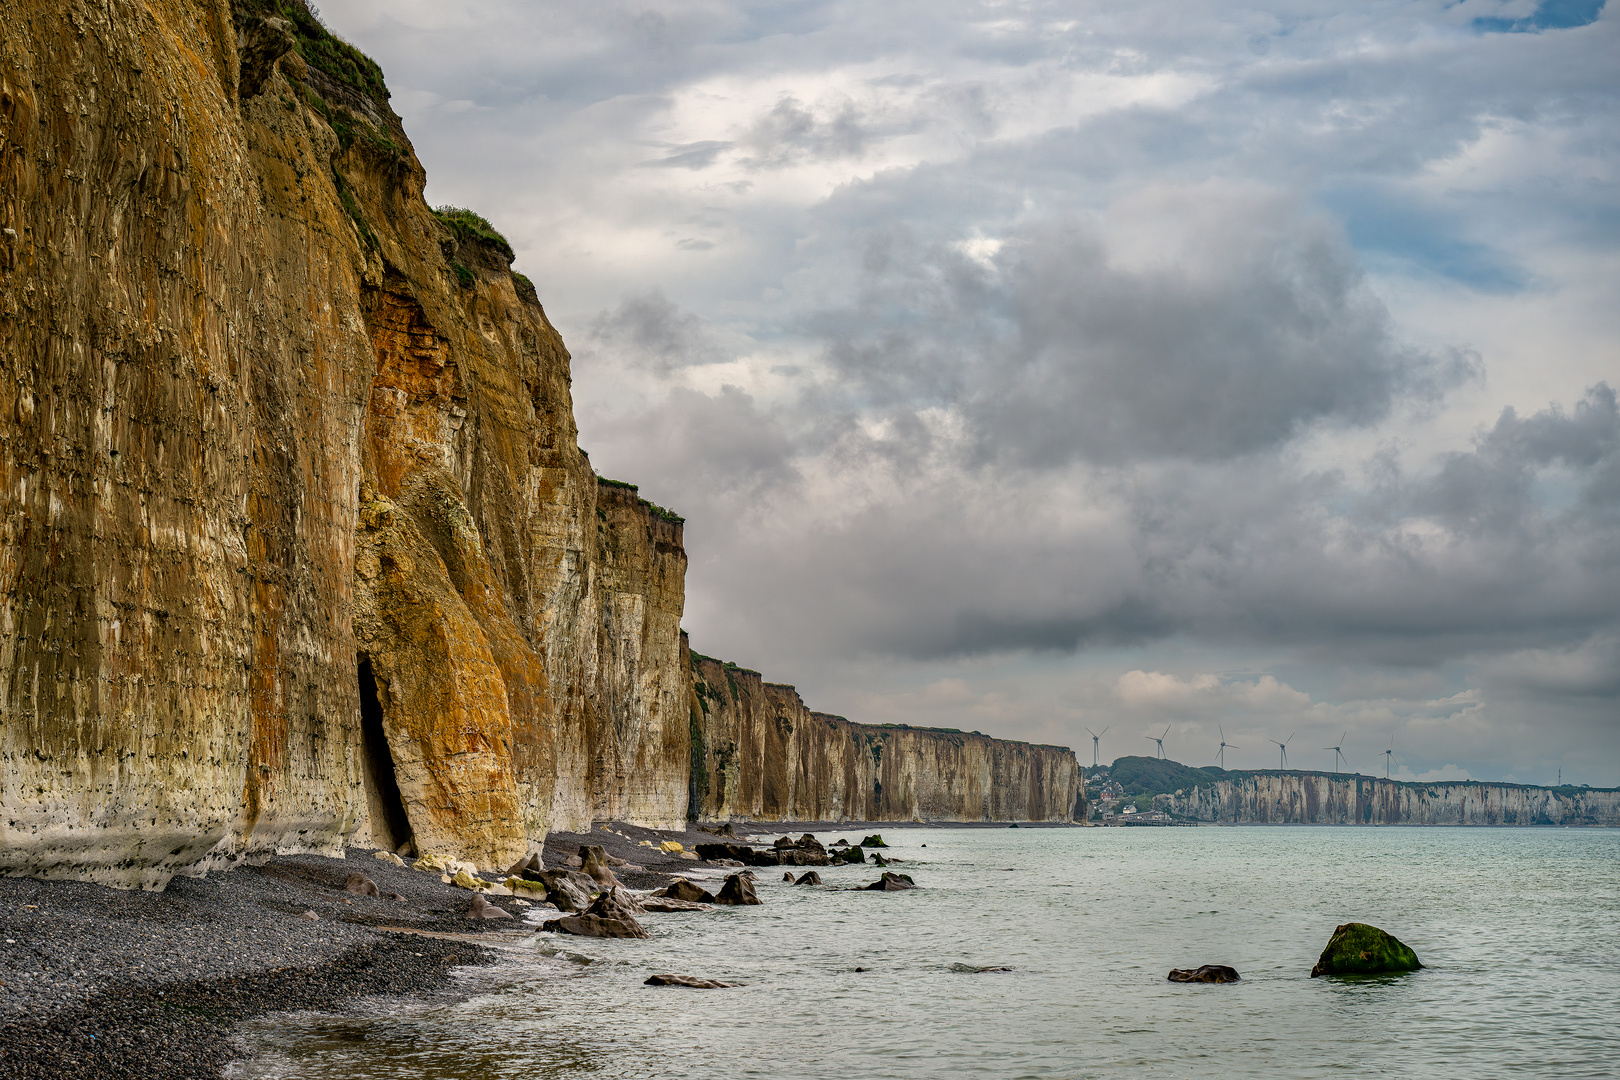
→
(314, 0, 1620, 784)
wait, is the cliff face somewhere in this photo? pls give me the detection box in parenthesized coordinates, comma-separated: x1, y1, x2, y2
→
(688, 650, 1081, 823)
(0, 0, 687, 886)
(1165, 773, 1620, 826)
(0, 0, 1067, 890)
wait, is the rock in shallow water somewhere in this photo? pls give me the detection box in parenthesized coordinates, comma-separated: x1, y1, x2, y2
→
(1167, 965, 1240, 983)
(656, 879, 717, 904)
(714, 873, 761, 905)
(794, 871, 822, 885)
(645, 974, 736, 988)
(863, 871, 915, 891)
(467, 894, 513, 920)
(1310, 922, 1422, 977)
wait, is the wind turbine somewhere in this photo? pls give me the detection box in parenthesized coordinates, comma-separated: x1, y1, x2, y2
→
(1324, 731, 1349, 773)
(1217, 726, 1239, 769)
(1383, 736, 1394, 778)
(1269, 732, 1296, 771)
(1086, 726, 1109, 767)
(1145, 725, 1170, 760)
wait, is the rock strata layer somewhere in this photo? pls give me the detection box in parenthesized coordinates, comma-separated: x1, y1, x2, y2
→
(1165, 774, 1620, 826)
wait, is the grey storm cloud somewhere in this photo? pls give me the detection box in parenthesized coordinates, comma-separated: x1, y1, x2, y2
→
(318, 0, 1619, 782)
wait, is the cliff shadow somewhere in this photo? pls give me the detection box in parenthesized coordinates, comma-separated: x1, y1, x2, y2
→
(358, 657, 415, 855)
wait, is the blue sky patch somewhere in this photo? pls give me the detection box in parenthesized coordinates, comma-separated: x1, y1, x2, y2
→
(1474, 0, 1606, 33)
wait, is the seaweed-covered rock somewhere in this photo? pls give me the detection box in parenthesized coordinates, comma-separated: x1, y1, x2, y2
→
(715, 872, 761, 905)
(861, 834, 888, 847)
(833, 845, 865, 865)
(1167, 965, 1240, 983)
(864, 871, 915, 891)
(1309, 923, 1422, 977)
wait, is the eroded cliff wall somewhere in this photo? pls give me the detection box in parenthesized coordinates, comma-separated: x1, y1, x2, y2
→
(688, 649, 1081, 823)
(0, 0, 687, 886)
(1165, 773, 1620, 826)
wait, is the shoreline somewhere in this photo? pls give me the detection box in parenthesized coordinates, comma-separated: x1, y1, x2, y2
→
(0, 818, 1069, 1077)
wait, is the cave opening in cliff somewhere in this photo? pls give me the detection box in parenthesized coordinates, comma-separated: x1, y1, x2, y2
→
(358, 657, 414, 856)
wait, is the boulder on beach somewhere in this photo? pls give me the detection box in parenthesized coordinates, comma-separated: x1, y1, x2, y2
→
(645, 974, 736, 988)
(580, 845, 622, 887)
(861, 834, 888, 848)
(714, 872, 761, 906)
(343, 872, 380, 897)
(467, 893, 513, 920)
(864, 871, 915, 891)
(660, 840, 685, 853)
(373, 851, 406, 867)
(656, 879, 718, 904)
(794, 871, 822, 885)
(506, 852, 542, 877)
(532, 869, 596, 912)
(1310, 923, 1422, 977)
(1167, 965, 1240, 983)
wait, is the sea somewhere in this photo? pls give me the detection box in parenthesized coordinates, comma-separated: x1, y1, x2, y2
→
(226, 826, 1620, 1079)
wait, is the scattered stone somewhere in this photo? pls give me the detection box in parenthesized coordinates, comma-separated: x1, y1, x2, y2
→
(467, 893, 513, 920)
(343, 872, 381, 897)
(660, 840, 685, 853)
(656, 879, 717, 904)
(298, 910, 320, 921)
(372, 851, 406, 867)
(645, 974, 735, 988)
(382, 891, 407, 901)
(794, 871, 822, 885)
(412, 853, 449, 873)
(1168, 965, 1241, 983)
(864, 872, 915, 891)
(679, 851, 699, 860)
(861, 834, 888, 848)
(714, 872, 761, 906)
(1310, 923, 1422, 977)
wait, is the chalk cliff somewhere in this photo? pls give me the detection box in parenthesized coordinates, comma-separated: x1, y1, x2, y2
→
(1164, 773, 1620, 826)
(0, 0, 692, 886)
(688, 648, 1082, 823)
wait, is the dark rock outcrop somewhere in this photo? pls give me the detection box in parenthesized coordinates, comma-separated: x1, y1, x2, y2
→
(655, 879, 718, 904)
(543, 887, 648, 938)
(580, 845, 622, 887)
(864, 872, 915, 891)
(1310, 923, 1422, 977)
(714, 873, 761, 906)
(833, 846, 866, 865)
(1167, 965, 1240, 983)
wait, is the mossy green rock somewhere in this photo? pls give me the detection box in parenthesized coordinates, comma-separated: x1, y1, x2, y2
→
(1310, 922, 1422, 977)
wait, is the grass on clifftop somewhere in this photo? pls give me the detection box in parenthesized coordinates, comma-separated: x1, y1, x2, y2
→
(433, 206, 516, 262)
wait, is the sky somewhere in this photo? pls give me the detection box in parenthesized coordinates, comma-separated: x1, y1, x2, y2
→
(315, 0, 1618, 786)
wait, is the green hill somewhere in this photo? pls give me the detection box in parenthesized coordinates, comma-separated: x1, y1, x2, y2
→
(1095, 756, 1229, 797)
